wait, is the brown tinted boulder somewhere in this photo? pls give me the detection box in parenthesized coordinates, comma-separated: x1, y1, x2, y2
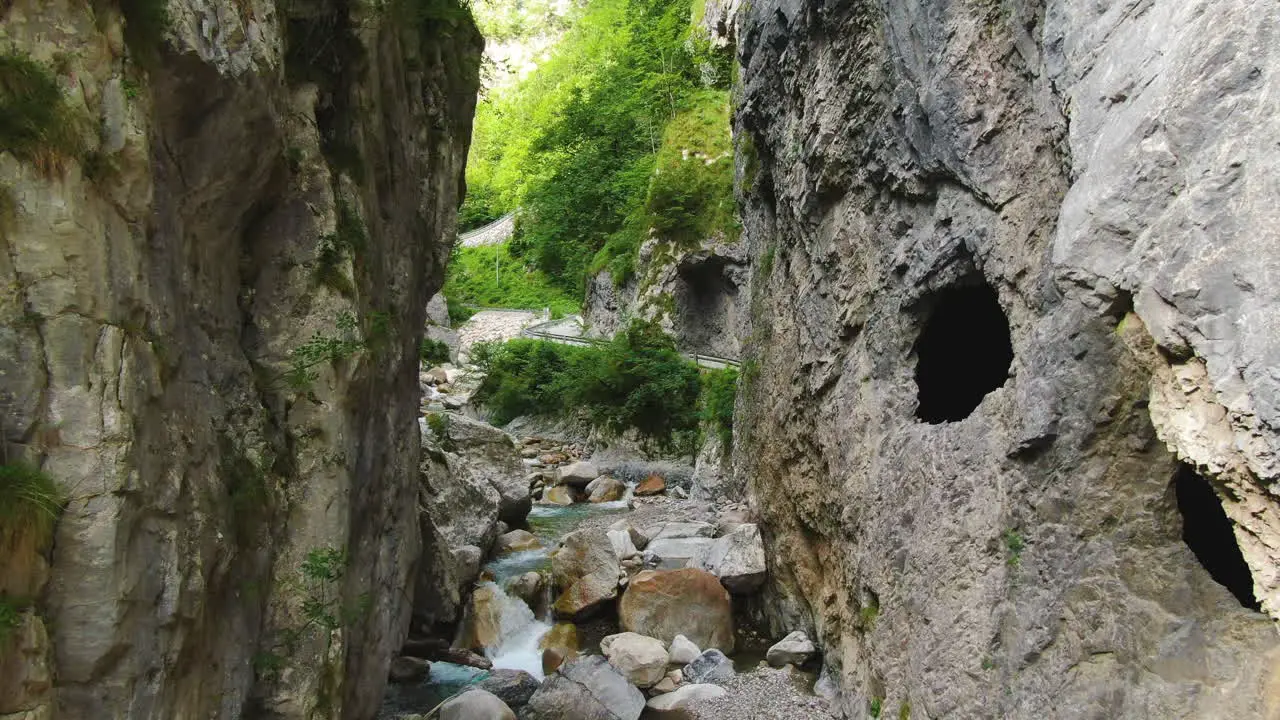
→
(618, 569, 734, 653)
(635, 474, 666, 496)
(551, 529, 620, 618)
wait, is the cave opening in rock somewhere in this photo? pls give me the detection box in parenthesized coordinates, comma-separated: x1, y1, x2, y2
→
(913, 281, 1014, 423)
(1173, 464, 1260, 610)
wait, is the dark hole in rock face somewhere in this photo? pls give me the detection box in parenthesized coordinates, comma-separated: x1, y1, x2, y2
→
(1174, 464, 1260, 610)
(913, 282, 1014, 423)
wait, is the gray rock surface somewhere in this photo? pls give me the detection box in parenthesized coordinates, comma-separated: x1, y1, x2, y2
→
(523, 655, 645, 720)
(552, 528, 622, 618)
(476, 669, 542, 710)
(682, 649, 735, 685)
(700, 523, 767, 592)
(765, 631, 816, 668)
(645, 683, 728, 711)
(599, 632, 669, 688)
(734, 0, 1280, 716)
(645, 537, 716, 570)
(558, 461, 602, 488)
(667, 634, 702, 666)
(438, 688, 516, 720)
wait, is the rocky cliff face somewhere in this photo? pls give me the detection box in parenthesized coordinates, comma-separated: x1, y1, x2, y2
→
(0, 1, 480, 718)
(734, 0, 1280, 718)
(584, 234, 749, 359)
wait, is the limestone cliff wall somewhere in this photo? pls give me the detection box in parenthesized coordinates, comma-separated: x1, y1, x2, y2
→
(0, 1, 480, 718)
(734, 0, 1280, 718)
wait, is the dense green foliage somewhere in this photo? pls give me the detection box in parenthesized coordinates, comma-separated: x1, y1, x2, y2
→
(420, 338, 452, 365)
(462, 0, 735, 294)
(471, 0, 574, 41)
(443, 243, 580, 317)
(0, 53, 83, 169)
(473, 322, 705, 450)
(0, 462, 61, 549)
(699, 367, 737, 450)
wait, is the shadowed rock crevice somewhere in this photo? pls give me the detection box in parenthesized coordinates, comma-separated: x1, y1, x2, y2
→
(1173, 463, 1260, 610)
(913, 280, 1013, 424)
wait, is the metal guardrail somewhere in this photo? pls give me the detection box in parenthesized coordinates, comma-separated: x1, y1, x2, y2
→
(519, 318, 741, 371)
(457, 213, 516, 247)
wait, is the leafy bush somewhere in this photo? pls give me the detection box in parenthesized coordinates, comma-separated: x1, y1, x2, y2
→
(420, 338, 451, 365)
(699, 367, 737, 450)
(0, 52, 84, 171)
(443, 243, 580, 317)
(0, 461, 62, 551)
(473, 321, 703, 450)
(461, 0, 736, 293)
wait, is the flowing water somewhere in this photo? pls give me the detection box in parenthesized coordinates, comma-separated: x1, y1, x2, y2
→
(380, 490, 634, 717)
(481, 491, 634, 679)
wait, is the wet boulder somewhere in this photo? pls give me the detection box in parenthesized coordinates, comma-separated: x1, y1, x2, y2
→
(438, 688, 516, 720)
(586, 475, 627, 503)
(477, 669, 541, 710)
(552, 528, 621, 618)
(524, 655, 645, 720)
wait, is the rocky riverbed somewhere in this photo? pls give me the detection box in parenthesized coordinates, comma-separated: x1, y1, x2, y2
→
(385, 353, 831, 718)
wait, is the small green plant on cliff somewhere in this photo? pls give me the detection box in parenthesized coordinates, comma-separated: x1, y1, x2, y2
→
(1003, 529, 1025, 567)
(869, 698, 882, 718)
(0, 597, 22, 641)
(0, 52, 84, 172)
(700, 367, 737, 451)
(899, 701, 911, 720)
(255, 547, 369, 684)
(0, 461, 62, 552)
(282, 312, 364, 390)
(314, 198, 368, 297)
(425, 412, 455, 451)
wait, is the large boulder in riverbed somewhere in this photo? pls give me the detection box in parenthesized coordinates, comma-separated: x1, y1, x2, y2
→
(648, 521, 715, 540)
(524, 655, 645, 720)
(557, 461, 601, 488)
(701, 523, 767, 593)
(552, 529, 621, 618)
(438, 688, 516, 720)
(766, 630, 817, 667)
(645, 537, 715, 569)
(477, 669, 541, 710)
(541, 622, 581, 673)
(460, 583, 505, 650)
(418, 413, 532, 611)
(600, 632, 669, 688)
(496, 529, 541, 554)
(586, 475, 627, 503)
(542, 485, 577, 505)
(618, 569, 734, 652)
(635, 474, 666, 496)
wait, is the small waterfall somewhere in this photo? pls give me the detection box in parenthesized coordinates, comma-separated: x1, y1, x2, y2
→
(480, 581, 553, 679)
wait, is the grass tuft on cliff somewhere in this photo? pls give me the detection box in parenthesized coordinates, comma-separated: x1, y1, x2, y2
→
(0, 53, 84, 172)
(0, 462, 62, 554)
